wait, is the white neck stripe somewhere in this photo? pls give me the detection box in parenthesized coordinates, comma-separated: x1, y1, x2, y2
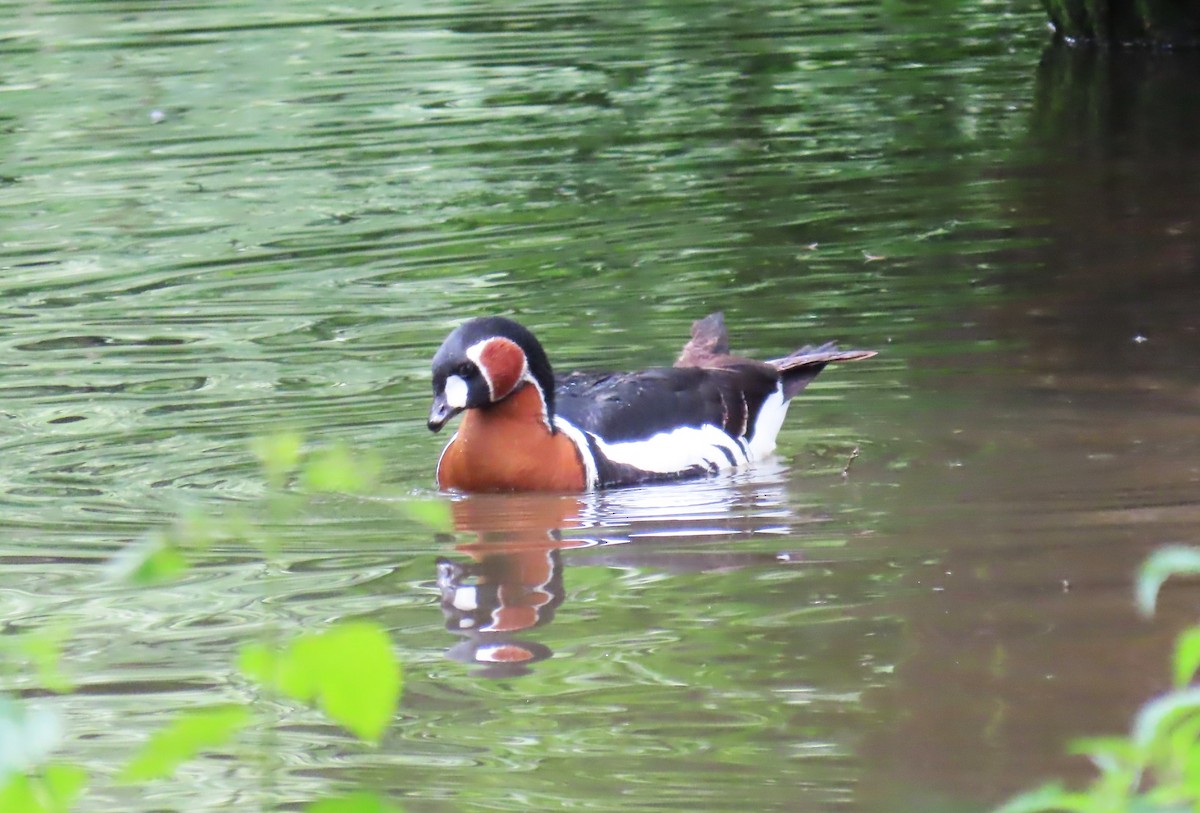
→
(524, 374, 553, 432)
(552, 416, 598, 489)
(464, 340, 500, 401)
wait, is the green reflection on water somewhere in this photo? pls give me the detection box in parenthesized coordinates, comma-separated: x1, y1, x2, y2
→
(0, 0, 1071, 811)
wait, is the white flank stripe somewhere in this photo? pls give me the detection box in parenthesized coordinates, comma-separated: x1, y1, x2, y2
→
(443, 375, 469, 408)
(746, 383, 790, 460)
(553, 417, 599, 489)
(594, 423, 748, 475)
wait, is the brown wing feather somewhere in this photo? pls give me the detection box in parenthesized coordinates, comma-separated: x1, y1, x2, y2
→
(676, 312, 730, 367)
(675, 315, 876, 400)
(769, 343, 877, 399)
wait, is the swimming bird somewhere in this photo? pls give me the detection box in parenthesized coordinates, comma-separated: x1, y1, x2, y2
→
(428, 313, 874, 492)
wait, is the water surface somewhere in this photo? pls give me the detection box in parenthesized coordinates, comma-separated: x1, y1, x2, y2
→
(3, 2, 1200, 812)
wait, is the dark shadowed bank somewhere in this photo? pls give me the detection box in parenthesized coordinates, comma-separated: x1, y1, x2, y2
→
(1043, 0, 1200, 46)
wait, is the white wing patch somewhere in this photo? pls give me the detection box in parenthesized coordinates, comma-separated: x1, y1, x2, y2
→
(593, 423, 749, 475)
(584, 381, 791, 477)
(551, 380, 794, 490)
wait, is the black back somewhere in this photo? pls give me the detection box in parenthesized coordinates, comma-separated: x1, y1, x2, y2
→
(554, 363, 781, 444)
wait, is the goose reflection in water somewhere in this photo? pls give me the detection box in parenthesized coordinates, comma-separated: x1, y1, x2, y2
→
(435, 461, 843, 677)
(436, 493, 585, 677)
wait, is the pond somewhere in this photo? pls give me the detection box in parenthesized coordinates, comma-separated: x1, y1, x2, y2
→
(3, 1, 1200, 811)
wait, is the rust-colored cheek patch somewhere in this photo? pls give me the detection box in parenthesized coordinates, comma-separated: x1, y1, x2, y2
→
(479, 338, 526, 400)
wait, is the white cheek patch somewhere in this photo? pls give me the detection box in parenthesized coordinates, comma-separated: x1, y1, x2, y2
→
(443, 375, 469, 409)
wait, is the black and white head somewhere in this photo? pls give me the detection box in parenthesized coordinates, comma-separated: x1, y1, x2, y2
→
(427, 316, 556, 432)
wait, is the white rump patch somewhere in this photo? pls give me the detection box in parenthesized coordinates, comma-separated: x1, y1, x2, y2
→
(594, 423, 749, 475)
(745, 383, 790, 460)
(443, 374, 469, 409)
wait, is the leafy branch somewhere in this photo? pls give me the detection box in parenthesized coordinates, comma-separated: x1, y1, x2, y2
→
(1, 434, 416, 813)
(996, 547, 1200, 813)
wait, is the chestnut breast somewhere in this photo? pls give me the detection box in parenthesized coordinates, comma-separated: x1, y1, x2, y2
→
(436, 384, 587, 492)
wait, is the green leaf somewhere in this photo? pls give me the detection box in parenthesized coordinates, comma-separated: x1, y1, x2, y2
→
(991, 783, 1090, 813)
(37, 765, 86, 812)
(104, 534, 188, 586)
(1132, 687, 1200, 753)
(119, 706, 249, 783)
(252, 432, 304, 490)
(1162, 710, 1200, 778)
(1137, 547, 1200, 617)
(236, 643, 280, 690)
(0, 697, 63, 776)
(0, 774, 36, 813)
(0, 629, 73, 695)
(106, 508, 247, 585)
(300, 445, 381, 494)
(238, 640, 317, 702)
(0, 765, 85, 813)
(23, 634, 72, 695)
(239, 622, 401, 742)
(398, 499, 453, 533)
(306, 791, 404, 813)
(1185, 731, 1200, 788)
(1067, 736, 1137, 773)
(1174, 628, 1200, 689)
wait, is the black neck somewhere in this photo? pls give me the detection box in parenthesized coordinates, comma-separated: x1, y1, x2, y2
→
(523, 340, 556, 425)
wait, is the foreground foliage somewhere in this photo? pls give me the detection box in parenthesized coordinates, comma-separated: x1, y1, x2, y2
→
(997, 547, 1200, 813)
(0, 435, 408, 813)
